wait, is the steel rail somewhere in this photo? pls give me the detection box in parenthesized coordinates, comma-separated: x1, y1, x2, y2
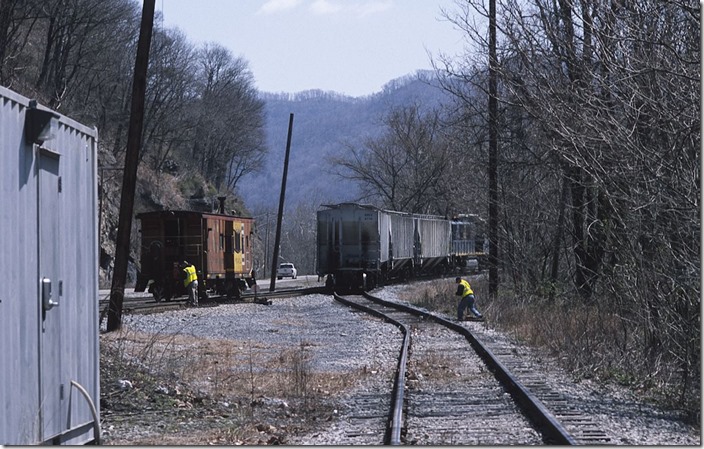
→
(361, 292, 578, 445)
(332, 293, 409, 445)
(99, 286, 327, 315)
(240, 286, 327, 301)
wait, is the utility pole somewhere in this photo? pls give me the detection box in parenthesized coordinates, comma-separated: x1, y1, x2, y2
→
(107, 0, 155, 332)
(269, 113, 294, 292)
(488, 0, 499, 296)
(264, 212, 270, 278)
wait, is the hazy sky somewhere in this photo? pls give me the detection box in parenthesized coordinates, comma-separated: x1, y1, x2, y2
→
(156, 0, 467, 97)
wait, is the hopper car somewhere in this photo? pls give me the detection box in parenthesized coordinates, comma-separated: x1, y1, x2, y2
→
(316, 203, 486, 291)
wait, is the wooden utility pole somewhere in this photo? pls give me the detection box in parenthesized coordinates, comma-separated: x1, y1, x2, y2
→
(269, 113, 294, 292)
(488, 0, 499, 296)
(107, 0, 155, 331)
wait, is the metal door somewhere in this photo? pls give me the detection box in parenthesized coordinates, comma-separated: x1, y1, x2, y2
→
(224, 219, 235, 274)
(38, 149, 63, 442)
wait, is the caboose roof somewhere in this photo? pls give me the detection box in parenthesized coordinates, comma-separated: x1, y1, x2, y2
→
(136, 210, 252, 220)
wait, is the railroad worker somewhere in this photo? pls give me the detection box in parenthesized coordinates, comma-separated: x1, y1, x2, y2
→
(455, 276, 483, 320)
(181, 261, 199, 307)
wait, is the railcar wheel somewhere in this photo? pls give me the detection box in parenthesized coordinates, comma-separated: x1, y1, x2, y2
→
(162, 285, 173, 302)
(325, 275, 335, 291)
(198, 285, 208, 302)
(225, 281, 241, 301)
(151, 284, 164, 303)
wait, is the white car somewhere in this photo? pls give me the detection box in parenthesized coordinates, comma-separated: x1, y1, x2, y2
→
(277, 263, 297, 279)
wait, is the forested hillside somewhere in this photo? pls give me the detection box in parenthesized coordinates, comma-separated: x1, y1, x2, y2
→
(240, 71, 450, 210)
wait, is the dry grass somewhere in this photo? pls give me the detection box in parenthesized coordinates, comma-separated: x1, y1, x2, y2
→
(407, 279, 457, 316)
(410, 348, 468, 381)
(100, 326, 368, 445)
(102, 326, 364, 400)
(400, 276, 700, 421)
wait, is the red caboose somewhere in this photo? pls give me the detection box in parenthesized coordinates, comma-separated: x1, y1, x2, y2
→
(135, 208, 255, 301)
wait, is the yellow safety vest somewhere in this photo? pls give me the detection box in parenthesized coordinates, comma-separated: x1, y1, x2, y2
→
(459, 279, 474, 297)
(183, 265, 197, 287)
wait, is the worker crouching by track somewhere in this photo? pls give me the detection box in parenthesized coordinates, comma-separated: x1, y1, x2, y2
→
(455, 276, 483, 321)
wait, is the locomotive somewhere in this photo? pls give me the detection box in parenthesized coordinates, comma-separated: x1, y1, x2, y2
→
(134, 200, 255, 302)
(316, 203, 486, 291)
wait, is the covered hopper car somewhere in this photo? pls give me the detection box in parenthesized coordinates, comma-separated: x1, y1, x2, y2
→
(316, 203, 486, 291)
(135, 208, 255, 301)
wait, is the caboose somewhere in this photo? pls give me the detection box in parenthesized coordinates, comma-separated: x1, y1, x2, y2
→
(135, 204, 255, 301)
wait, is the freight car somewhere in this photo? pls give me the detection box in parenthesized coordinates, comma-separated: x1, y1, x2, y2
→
(134, 201, 255, 301)
(316, 203, 486, 291)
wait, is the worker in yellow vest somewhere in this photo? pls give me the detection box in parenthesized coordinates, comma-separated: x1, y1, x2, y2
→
(181, 261, 198, 307)
(455, 276, 483, 321)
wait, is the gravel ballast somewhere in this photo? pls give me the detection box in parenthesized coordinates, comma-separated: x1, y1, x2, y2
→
(100, 285, 700, 445)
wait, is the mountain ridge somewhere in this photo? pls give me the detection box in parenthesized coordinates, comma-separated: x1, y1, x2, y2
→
(238, 70, 450, 212)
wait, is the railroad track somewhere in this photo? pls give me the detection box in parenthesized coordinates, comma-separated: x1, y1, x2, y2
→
(98, 286, 326, 320)
(99, 285, 611, 444)
(333, 291, 611, 445)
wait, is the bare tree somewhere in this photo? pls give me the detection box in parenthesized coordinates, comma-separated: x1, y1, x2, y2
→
(32, 0, 137, 110)
(139, 27, 198, 173)
(0, 0, 42, 87)
(190, 43, 266, 192)
(438, 0, 699, 405)
(334, 104, 455, 214)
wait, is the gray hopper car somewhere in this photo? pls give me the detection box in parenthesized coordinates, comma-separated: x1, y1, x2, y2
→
(317, 203, 484, 291)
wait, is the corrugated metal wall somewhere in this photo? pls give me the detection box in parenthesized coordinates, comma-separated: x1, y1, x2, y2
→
(0, 86, 99, 445)
(317, 204, 389, 273)
(378, 211, 391, 264)
(417, 217, 451, 259)
(389, 212, 415, 260)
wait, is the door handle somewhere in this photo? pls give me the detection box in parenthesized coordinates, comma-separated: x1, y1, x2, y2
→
(41, 278, 59, 311)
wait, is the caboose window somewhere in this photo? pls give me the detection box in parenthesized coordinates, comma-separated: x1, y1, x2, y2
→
(220, 233, 225, 251)
(235, 231, 241, 253)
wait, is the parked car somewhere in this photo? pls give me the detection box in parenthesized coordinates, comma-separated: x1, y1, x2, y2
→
(277, 263, 297, 279)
